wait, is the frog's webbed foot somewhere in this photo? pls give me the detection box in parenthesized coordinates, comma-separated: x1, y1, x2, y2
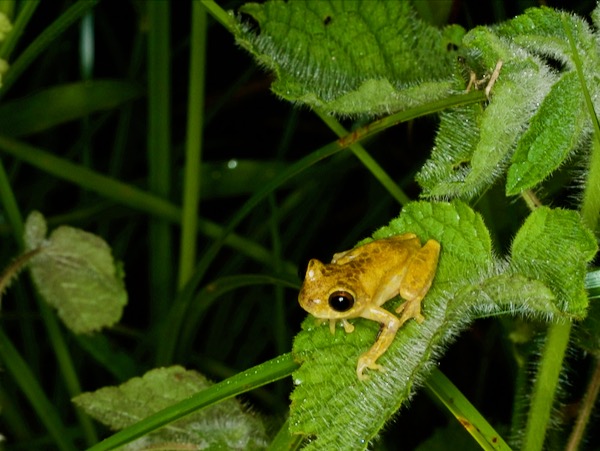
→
(356, 354, 385, 381)
(395, 299, 425, 327)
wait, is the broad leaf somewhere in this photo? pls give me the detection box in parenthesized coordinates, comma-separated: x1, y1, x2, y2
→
(234, 0, 461, 116)
(506, 72, 587, 194)
(419, 6, 600, 199)
(290, 202, 596, 448)
(73, 366, 268, 450)
(417, 26, 557, 198)
(23, 211, 127, 334)
(509, 207, 597, 318)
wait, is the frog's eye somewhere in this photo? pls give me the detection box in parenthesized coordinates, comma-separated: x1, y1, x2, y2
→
(328, 291, 354, 312)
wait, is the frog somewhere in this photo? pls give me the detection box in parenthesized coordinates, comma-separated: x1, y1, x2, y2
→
(298, 233, 440, 381)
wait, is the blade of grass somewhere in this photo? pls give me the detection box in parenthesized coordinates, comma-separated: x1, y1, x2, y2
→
(425, 368, 512, 450)
(0, 0, 98, 97)
(85, 353, 299, 451)
(178, 1, 206, 288)
(37, 297, 99, 445)
(267, 418, 304, 451)
(0, 159, 23, 246)
(0, 329, 76, 451)
(147, 0, 173, 319)
(0, 0, 40, 59)
(0, 134, 290, 269)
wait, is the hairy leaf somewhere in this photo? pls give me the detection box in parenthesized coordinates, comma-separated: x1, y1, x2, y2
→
(23, 211, 127, 334)
(495, 6, 598, 74)
(418, 6, 600, 199)
(291, 202, 493, 449)
(506, 72, 587, 194)
(73, 366, 268, 450)
(417, 26, 557, 198)
(290, 202, 596, 448)
(234, 0, 460, 116)
(510, 207, 597, 318)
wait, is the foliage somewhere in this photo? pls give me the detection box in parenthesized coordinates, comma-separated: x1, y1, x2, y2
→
(0, 1, 599, 451)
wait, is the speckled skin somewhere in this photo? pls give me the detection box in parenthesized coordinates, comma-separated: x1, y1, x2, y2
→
(298, 234, 440, 380)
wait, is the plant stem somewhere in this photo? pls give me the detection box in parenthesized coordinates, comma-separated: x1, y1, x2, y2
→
(581, 138, 600, 233)
(521, 321, 571, 451)
(201, 0, 237, 34)
(426, 368, 512, 450)
(178, 1, 206, 289)
(315, 109, 410, 206)
(565, 358, 600, 450)
(0, 329, 76, 451)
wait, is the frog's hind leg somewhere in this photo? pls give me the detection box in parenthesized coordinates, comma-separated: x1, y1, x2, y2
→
(395, 239, 440, 326)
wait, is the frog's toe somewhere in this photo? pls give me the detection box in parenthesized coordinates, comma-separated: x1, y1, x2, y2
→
(396, 299, 425, 325)
(356, 356, 384, 381)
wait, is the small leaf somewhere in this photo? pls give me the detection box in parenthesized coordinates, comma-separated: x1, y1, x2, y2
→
(73, 366, 268, 450)
(23, 211, 127, 334)
(234, 0, 459, 115)
(509, 207, 597, 318)
(506, 71, 587, 195)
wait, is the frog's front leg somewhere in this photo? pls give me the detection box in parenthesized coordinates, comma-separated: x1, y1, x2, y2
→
(356, 306, 401, 380)
(395, 239, 440, 326)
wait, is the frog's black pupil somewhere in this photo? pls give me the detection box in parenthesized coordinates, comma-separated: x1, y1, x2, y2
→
(328, 291, 354, 312)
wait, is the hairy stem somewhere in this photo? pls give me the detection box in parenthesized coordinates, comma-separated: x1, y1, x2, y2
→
(522, 322, 571, 451)
(565, 358, 600, 451)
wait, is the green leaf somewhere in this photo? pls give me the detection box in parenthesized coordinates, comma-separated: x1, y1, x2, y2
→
(495, 7, 600, 196)
(506, 71, 587, 195)
(234, 0, 460, 116)
(23, 211, 127, 334)
(509, 207, 597, 318)
(495, 6, 598, 73)
(464, 274, 559, 320)
(290, 202, 596, 448)
(418, 6, 600, 199)
(73, 366, 268, 450)
(290, 201, 495, 449)
(417, 26, 558, 198)
(0, 80, 142, 137)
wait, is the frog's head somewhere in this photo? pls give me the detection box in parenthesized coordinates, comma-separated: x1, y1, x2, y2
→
(298, 259, 367, 319)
